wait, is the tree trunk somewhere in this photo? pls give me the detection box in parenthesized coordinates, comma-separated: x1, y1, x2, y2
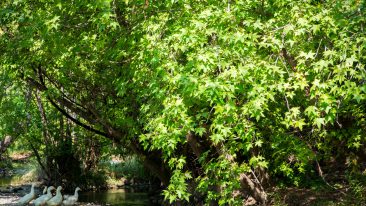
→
(239, 173, 267, 205)
(35, 89, 51, 145)
(34, 88, 54, 180)
(0, 135, 13, 157)
(187, 132, 267, 204)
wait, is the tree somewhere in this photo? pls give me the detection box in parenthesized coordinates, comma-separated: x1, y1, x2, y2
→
(1, 0, 366, 205)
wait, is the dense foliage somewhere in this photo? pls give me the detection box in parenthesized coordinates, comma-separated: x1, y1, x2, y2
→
(1, 0, 366, 205)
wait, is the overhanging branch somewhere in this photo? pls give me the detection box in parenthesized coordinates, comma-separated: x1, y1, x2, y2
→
(47, 97, 109, 138)
(26, 76, 109, 138)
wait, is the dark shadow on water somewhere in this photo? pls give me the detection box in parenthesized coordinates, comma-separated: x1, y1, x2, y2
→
(78, 188, 153, 206)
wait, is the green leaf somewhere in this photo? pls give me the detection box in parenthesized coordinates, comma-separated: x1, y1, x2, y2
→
(254, 139, 263, 147)
(294, 119, 306, 131)
(314, 118, 325, 129)
(305, 106, 318, 119)
(195, 127, 206, 137)
(211, 134, 224, 145)
(298, 51, 315, 60)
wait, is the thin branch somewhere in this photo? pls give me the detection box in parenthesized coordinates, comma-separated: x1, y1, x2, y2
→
(315, 38, 323, 58)
(284, 95, 290, 111)
(26, 77, 109, 138)
(47, 97, 109, 138)
(42, 72, 89, 111)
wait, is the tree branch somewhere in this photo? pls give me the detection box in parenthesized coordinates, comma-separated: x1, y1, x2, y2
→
(27, 76, 109, 138)
(47, 97, 109, 138)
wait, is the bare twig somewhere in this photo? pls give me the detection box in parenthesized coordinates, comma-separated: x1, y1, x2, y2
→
(284, 95, 290, 111)
(315, 39, 323, 58)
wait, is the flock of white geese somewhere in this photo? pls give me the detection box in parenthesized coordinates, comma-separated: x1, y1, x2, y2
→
(15, 183, 81, 206)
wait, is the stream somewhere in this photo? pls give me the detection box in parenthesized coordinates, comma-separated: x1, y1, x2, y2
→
(0, 175, 156, 205)
(78, 189, 152, 206)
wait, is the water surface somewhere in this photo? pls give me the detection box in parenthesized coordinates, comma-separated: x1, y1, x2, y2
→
(78, 189, 152, 206)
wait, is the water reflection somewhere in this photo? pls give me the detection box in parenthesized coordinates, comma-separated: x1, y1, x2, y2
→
(0, 175, 22, 186)
(78, 188, 152, 206)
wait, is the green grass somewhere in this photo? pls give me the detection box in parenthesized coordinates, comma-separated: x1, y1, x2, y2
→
(104, 156, 152, 181)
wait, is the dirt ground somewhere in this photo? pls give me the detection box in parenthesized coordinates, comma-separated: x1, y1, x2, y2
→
(9, 152, 32, 162)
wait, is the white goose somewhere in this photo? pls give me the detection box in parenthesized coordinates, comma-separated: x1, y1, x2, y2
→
(46, 186, 63, 206)
(62, 187, 81, 206)
(42, 186, 47, 194)
(16, 183, 36, 205)
(33, 186, 55, 206)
